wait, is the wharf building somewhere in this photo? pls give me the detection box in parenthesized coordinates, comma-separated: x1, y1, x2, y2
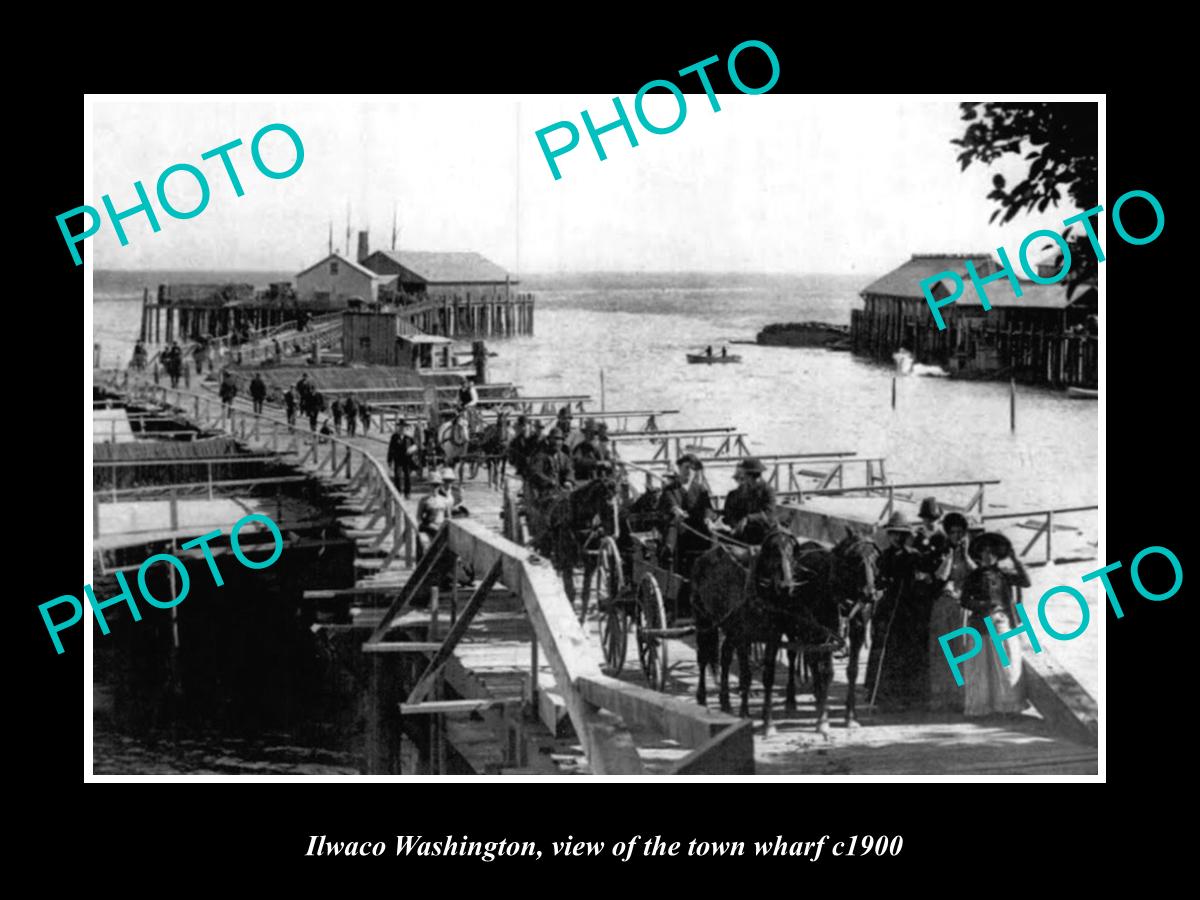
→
(850, 253, 1097, 387)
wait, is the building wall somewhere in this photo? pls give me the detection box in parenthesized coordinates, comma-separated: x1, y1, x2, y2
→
(297, 259, 377, 307)
(342, 312, 399, 366)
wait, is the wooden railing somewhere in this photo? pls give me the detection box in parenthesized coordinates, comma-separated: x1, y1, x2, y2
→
(778, 479, 1003, 521)
(982, 505, 1099, 564)
(99, 375, 751, 775)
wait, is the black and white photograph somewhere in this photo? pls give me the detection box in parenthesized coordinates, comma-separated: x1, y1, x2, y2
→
(84, 92, 1102, 779)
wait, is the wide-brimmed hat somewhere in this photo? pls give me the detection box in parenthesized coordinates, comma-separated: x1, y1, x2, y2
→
(969, 531, 1012, 561)
(676, 453, 703, 470)
(942, 511, 969, 531)
(516, 415, 528, 427)
(596, 422, 609, 435)
(546, 427, 563, 440)
(736, 457, 765, 475)
(918, 497, 943, 520)
(883, 510, 913, 533)
(439, 468, 457, 482)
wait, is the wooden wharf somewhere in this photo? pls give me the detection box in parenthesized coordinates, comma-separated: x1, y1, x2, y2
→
(93, 362, 1098, 776)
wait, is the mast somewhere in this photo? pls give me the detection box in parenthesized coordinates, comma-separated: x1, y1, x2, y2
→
(391, 203, 397, 251)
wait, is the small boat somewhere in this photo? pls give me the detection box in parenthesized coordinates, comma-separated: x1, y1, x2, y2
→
(687, 352, 741, 364)
(1067, 386, 1098, 400)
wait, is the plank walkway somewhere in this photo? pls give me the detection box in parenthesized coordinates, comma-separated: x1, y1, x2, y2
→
(103, 373, 1098, 775)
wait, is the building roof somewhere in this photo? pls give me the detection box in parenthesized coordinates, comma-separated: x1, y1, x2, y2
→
(924, 275, 1078, 309)
(369, 250, 510, 284)
(400, 334, 454, 344)
(863, 254, 998, 299)
(296, 252, 378, 280)
(866, 253, 1085, 310)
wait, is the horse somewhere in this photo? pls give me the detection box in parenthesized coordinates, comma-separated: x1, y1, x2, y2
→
(691, 517, 843, 735)
(437, 409, 472, 477)
(527, 474, 621, 623)
(471, 410, 513, 487)
(823, 528, 882, 729)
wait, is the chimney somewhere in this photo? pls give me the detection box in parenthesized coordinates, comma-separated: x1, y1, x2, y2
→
(357, 230, 370, 265)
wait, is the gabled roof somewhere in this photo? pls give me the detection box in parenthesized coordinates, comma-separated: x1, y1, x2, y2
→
(296, 252, 378, 280)
(863, 254, 998, 299)
(866, 253, 1085, 309)
(922, 275, 1078, 309)
(368, 250, 510, 283)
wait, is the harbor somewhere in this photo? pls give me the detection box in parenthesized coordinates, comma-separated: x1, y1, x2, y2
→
(86, 97, 1101, 779)
(92, 280, 1098, 774)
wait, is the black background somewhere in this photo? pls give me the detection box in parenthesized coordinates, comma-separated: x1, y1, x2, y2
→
(17, 21, 1183, 884)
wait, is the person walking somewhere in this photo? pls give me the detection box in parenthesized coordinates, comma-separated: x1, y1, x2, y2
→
(218, 370, 238, 416)
(307, 390, 324, 432)
(283, 388, 297, 427)
(359, 399, 371, 435)
(387, 418, 420, 498)
(344, 395, 359, 437)
(331, 397, 344, 435)
(249, 373, 267, 414)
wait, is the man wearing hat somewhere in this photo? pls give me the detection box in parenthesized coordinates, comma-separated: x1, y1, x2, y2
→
(720, 457, 776, 538)
(526, 427, 574, 502)
(416, 468, 463, 554)
(866, 511, 930, 710)
(571, 419, 605, 481)
(659, 454, 714, 577)
(507, 416, 536, 478)
(386, 417, 420, 499)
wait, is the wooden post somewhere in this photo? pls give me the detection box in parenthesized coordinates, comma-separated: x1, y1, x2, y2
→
(1010, 378, 1016, 433)
(891, 375, 896, 410)
(600, 369, 606, 411)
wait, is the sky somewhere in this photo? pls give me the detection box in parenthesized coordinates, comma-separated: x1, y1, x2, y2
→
(87, 95, 1097, 276)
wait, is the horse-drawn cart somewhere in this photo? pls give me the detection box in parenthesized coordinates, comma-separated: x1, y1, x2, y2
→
(600, 524, 701, 691)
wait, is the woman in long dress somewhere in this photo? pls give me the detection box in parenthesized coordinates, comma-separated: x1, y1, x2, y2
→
(928, 512, 973, 712)
(959, 533, 1031, 717)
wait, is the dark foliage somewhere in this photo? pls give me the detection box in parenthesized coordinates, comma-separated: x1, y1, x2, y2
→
(952, 103, 1099, 293)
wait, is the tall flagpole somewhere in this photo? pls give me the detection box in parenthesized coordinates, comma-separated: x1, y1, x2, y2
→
(391, 203, 398, 251)
(345, 201, 351, 256)
(328, 219, 333, 254)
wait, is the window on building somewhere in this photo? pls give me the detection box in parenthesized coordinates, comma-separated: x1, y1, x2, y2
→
(331, 261, 339, 276)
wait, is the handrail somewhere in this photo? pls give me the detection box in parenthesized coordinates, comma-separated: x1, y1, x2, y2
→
(983, 505, 1098, 565)
(100, 373, 751, 775)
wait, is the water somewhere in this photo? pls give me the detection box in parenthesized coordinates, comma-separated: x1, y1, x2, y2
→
(94, 269, 1098, 511)
(92, 270, 1098, 773)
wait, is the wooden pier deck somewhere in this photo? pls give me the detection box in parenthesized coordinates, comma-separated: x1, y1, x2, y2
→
(94, 371, 1098, 776)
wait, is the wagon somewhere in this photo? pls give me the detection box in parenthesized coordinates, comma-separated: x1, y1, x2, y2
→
(596, 525, 698, 691)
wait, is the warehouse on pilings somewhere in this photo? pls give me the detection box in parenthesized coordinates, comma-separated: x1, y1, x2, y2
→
(850, 253, 1097, 387)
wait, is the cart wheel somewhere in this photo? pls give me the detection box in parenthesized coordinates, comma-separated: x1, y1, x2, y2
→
(596, 538, 627, 673)
(636, 573, 669, 691)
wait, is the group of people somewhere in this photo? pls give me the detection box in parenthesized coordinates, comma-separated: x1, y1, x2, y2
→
(328, 395, 371, 437)
(653, 454, 777, 582)
(866, 497, 1031, 718)
(509, 408, 620, 502)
